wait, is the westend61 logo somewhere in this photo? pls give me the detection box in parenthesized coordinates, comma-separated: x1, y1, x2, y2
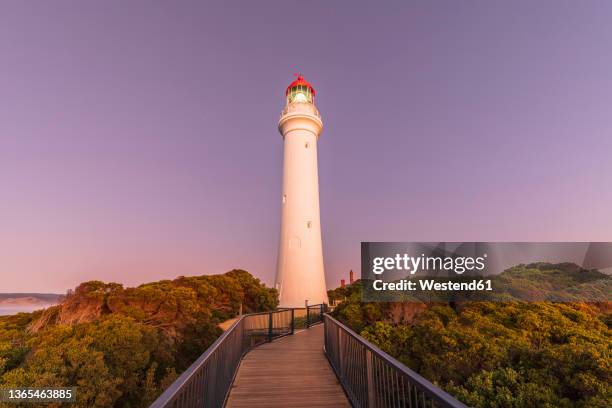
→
(372, 253, 487, 275)
(361, 242, 612, 303)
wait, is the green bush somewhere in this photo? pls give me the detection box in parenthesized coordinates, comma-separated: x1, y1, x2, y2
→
(0, 269, 277, 407)
(332, 265, 611, 407)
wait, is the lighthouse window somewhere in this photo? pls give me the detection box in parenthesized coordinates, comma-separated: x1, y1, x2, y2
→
(305, 142, 309, 148)
(288, 85, 313, 104)
(282, 194, 287, 203)
(307, 221, 312, 228)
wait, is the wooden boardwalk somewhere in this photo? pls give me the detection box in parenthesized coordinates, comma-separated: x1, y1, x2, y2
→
(225, 324, 350, 408)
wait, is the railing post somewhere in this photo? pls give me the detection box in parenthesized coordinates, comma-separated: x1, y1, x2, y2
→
(323, 314, 327, 350)
(291, 308, 295, 334)
(306, 307, 310, 327)
(268, 311, 273, 342)
(337, 325, 343, 379)
(366, 349, 376, 408)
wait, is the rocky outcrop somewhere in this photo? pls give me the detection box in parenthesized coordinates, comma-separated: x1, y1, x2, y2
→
(28, 282, 112, 332)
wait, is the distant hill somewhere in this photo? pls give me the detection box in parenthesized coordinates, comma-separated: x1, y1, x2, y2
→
(0, 269, 278, 407)
(0, 293, 62, 302)
(490, 262, 612, 303)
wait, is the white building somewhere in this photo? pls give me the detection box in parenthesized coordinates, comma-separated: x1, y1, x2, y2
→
(275, 75, 328, 308)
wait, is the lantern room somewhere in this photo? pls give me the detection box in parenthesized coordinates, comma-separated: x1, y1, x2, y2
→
(285, 74, 316, 104)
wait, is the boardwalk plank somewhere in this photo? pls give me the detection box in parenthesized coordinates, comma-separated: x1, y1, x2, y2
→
(225, 324, 350, 408)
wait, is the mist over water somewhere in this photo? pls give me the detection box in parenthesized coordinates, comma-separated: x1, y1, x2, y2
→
(0, 297, 60, 316)
(0, 306, 47, 316)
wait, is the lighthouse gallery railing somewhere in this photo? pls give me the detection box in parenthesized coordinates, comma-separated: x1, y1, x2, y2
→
(149, 308, 294, 408)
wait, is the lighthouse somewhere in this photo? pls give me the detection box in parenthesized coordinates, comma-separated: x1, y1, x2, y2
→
(275, 75, 328, 308)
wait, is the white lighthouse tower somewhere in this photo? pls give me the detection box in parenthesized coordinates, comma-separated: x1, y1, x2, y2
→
(275, 75, 328, 308)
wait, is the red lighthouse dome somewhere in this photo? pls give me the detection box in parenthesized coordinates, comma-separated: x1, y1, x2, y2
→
(285, 74, 316, 103)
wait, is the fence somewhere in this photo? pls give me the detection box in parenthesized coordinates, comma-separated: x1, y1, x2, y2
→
(149, 309, 294, 408)
(306, 303, 326, 327)
(150, 308, 466, 408)
(324, 314, 468, 408)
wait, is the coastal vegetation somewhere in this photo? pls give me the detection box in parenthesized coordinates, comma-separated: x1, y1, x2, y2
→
(0, 270, 277, 407)
(1, 263, 609, 407)
(330, 263, 611, 407)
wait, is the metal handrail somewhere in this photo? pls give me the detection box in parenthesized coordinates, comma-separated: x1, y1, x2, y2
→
(306, 303, 326, 327)
(150, 308, 294, 408)
(151, 307, 466, 408)
(324, 314, 469, 408)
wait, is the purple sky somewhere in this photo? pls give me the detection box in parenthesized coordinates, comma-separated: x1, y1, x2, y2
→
(1, 1, 611, 293)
